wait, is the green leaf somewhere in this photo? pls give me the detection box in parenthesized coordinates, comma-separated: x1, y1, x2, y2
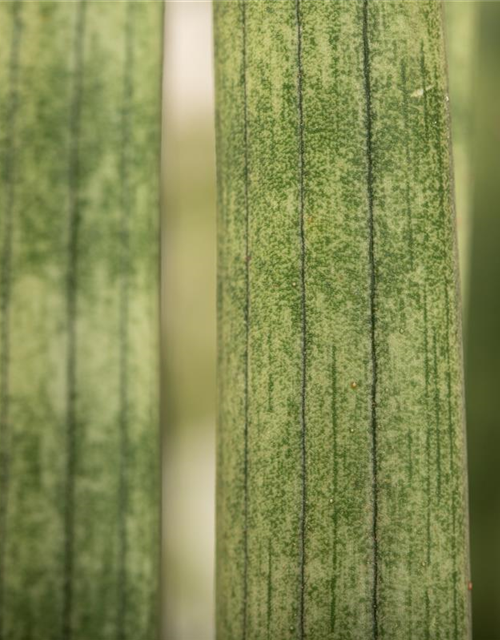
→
(0, 2, 162, 637)
(214, 1, 471, 638)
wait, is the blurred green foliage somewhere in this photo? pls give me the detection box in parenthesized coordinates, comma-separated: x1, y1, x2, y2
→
(163, 119, 216, 640)
(445, 0, 477, 314)
(464, 3, 500, 638)
(163, 3, 500, 638)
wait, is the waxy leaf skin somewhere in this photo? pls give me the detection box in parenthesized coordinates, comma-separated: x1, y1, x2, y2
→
(214, 1, 471, 638)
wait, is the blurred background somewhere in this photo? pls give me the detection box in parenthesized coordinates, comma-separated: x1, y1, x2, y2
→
(163, 3, 215, 639)
(162, 2, 500, 639)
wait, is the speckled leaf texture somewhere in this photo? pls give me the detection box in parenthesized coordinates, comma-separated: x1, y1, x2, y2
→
(214, 1, 471, 638)
(0, 2, 162, 638)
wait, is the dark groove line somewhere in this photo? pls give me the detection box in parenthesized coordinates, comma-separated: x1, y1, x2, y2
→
(62, 3, 87, 638)
(434, 58, 461, 635)
(0, 3, 23, 636)
(419, 43, 429, 141)
(407, 541, 413, 640)
(423, 287, 431, 640)
(266, 538, 272, 639)
(330, 345, 338, 635)
(407, 393, 414, 638)
(361, 2, 379, 637)
(432, 331, 442, 499)
(241, 1, 250, 638)
(295, 0, 307, 637)
(432, 64, 450, 268)
(267, 332, 273, 413)
(408, 431, 413, 484)
(117, 5, 134, 639)
(444, 289, 453, 469)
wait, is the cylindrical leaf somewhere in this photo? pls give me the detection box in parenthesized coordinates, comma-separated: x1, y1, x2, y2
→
(214, 1, 471, 638)
(0, 2, 162, 638)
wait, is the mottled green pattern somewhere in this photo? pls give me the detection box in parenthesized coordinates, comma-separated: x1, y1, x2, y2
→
(444, 1, 477, 315)
(0, 2, 162, 638)
(214, 1, 471, 638)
